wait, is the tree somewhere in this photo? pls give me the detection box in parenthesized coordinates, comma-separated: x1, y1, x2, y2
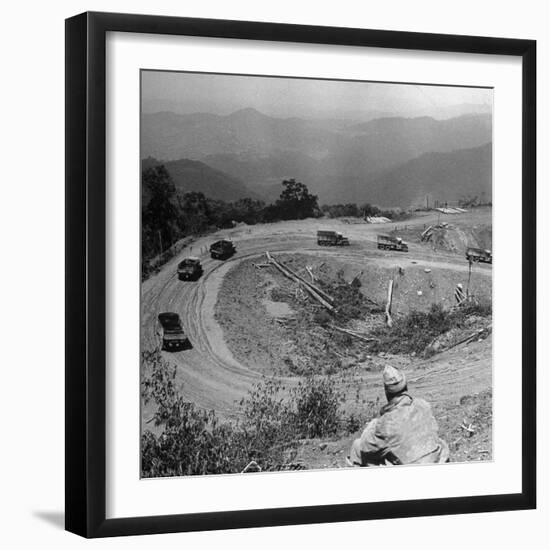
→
(275, 178, 319, 220)
(360, 202, 381, 218)
(179, 191, 211, 233)
(142, 165, 180, 259)
(232, 197, 266, 225)
(321, 203, 361, 218)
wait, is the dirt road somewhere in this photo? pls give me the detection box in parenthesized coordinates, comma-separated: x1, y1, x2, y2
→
(141, 212, 492, 426)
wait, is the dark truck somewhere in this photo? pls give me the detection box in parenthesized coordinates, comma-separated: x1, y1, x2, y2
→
(157, 312, 190, 351)
(466, 246, 492, 264)
(210, 239, 236, 260)
(317, 230, 350, 246)
(377, 234, 409, 252)
(177, 257, 203, 281)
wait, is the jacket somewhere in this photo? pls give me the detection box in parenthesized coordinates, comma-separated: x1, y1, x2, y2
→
(350, 394, 448, 466)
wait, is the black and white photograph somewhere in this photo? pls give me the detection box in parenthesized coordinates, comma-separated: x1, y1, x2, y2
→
(140, 70, 493, 478)
(0, 0, 543, 544)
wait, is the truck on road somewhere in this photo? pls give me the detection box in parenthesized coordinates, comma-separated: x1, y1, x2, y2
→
(377, 234, 409, 252)
(317, 230, 350, 246)
(466, 247, 492, 264)
(177, 257, 203, 281)
(210, 239, 236, 260)
(157, 312, 190, 351)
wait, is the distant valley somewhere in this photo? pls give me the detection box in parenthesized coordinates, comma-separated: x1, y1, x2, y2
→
(141, 108, 492, 207)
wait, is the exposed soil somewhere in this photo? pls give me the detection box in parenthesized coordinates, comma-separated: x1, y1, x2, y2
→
(215, 251, 491, 376)
(391, 206, 492, 255)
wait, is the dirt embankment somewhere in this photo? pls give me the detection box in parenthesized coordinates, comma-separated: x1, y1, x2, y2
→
(215, 251, 492, 377)
(391, 207, 493, 255)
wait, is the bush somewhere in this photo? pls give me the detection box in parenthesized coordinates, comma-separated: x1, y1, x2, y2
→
(141, 350, 253, 476)
(238, 379, 297, 465)
(141, 352, 347, 476)
(457, 297, 492, 318)
(319, 271, 374, 321)
(142, 404, 250, 477)
(291, 377, 342, 438)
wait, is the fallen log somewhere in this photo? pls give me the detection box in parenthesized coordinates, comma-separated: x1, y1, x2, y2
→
(425, 325, 492, 356)
(446, 325, 492, 350)
(275, 256, 335, 303)
(331, 325, 376, 343)
(266, 252, 335, 312)
(267, 252, 335, 302)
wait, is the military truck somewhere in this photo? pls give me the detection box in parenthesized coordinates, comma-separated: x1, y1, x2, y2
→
(466, 246, 492, 264)
(210, 239, 236, 260)
(377, 234, 409, 252)
(157, 312, 190, 351)
(317, 230, 350, 246)
(177, 257, 203, 281)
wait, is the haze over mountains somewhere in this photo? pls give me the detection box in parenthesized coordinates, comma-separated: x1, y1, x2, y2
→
(142, 156, 259, 203)
(142, 107, 492, 208)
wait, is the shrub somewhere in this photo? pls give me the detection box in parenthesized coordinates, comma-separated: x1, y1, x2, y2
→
(238, 379, 297, 465)
(291, 377, 342, 438)
(457, 297, 492, 318)
(319, 272, 373, 321)
(141, 352, 348, 476)
(141, 351, 253, 476)
(142, 403, 251, 477)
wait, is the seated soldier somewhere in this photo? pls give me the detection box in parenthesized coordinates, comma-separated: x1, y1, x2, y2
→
(349, 366, 449, 466)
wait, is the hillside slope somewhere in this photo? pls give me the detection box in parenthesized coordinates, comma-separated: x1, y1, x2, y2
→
(142, 157, 260, 203)
(365, 143, 492, 207)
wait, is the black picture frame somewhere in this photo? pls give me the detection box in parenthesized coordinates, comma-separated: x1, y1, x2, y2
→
(65, 11, 536, 538)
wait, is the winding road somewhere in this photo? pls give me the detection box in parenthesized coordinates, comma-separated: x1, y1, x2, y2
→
(141, 212, 492, 426)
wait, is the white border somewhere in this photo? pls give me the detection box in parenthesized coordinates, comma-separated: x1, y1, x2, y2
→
(106, 31, 522, 519)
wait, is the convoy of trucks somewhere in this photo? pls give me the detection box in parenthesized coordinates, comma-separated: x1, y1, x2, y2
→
(317, 230, 350, 246)
(466, 247, 492, 264)
(377, 234, 409, 252)
(164, 220, 491, 354)
(167, 240, 236, 353)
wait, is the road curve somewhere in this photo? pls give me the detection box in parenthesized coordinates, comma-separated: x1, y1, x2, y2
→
(141, 215, 492, 424)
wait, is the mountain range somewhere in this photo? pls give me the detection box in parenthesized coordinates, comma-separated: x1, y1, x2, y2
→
(141, 108, 492, 207)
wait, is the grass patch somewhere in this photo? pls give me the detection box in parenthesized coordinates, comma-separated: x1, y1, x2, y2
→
(435, 389, 492, 462)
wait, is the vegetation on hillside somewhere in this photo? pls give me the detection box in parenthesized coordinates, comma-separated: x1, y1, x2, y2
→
(142, 168, 320, 275)
(141, 351, 364, 477)
(321, 202, 410, 221)
(369, 300, 492, 356)
(141, 165, 409, 279)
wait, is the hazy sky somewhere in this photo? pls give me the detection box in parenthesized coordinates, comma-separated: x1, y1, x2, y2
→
(141, 70, 492, 120)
